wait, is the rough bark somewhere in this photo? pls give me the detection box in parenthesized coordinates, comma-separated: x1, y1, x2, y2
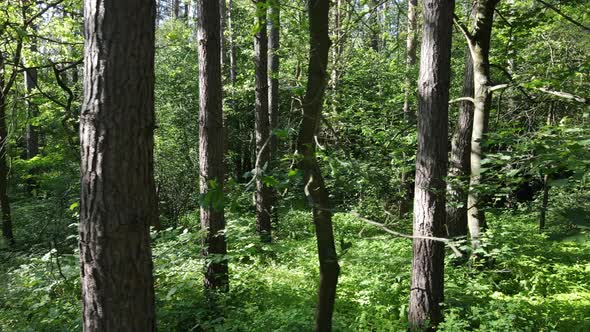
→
(254, 0, 272, 242)
(446, 51, 474, 237)
(79, 0, 157, 330)
(465, 0, 500, 249)
(408, 0, 454, 329)
(399, 0, 418, 217)
(297, 1, 339, 330)
(197, 0, 229, 290)
(0, 54, 14, 246)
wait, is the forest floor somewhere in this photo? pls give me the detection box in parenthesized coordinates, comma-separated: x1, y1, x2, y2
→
(1, 209, 589, 331)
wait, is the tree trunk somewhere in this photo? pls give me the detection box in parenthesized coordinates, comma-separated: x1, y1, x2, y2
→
(254, 0, 272, 242)
(370, 0, 381, 51)
(79, 0, 157, 330)
(173, 0, 180, 19)
(298, 1, 339, 330)
(399, 0, 418, 217)
(446, 50, 474, 237)
(539, 174, 549, 231)
(402, 0, 418, 124)
(407, 0, 454, 329)
(330, 0, 344, 113)
(197, 0, 229, 291)
(25, 62, 39, 159)
(0, 54, 14, 246)
(466, 0, 500, 249)
(268, 0, 280, 225)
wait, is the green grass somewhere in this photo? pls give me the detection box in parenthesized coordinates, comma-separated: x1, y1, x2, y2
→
(1, 210, 589, 331)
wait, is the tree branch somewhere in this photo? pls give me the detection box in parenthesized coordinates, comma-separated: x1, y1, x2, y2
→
(536, 0, 590, 32)
(352, 212, 464, 257)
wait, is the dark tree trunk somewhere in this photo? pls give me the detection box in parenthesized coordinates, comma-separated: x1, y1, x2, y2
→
(25, 63, 39, 159)
(0, 54, 14, 246)
(254, 0, 272, 242)
(408, 0, 454, 329)
(173, 0, 180, 19)
(446, 51, 474, 238)
(297, 1, 339, 330)
(79, 0, 157, 330)
(466, 0, 500, 249)
(197, 0, 229, 290)
(268, 0, 280, 225)
(539, 174, 549, 231)
(370, 0, 381, 51)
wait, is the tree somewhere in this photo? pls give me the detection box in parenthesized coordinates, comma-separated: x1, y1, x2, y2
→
(297, 0, 339, 330)
(399, 0, 418, 217)
(79, 0, 157, 330)
(254, 0, 272, 242)
(446, 51, 474, 237)
(408, 0, 454, 329)
(0, 52, 16, 246)
(455, 0, 501, 248)
(197, 0, 229, 290)
(268, 0, 280, 225)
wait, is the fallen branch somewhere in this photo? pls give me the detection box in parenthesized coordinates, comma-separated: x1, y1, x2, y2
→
(352, 212, 464, 257)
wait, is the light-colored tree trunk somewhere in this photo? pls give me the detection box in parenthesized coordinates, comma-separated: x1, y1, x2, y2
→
(463, 0, 501, 249)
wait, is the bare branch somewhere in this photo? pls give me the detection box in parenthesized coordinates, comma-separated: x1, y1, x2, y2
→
(352, 212, 464, 257)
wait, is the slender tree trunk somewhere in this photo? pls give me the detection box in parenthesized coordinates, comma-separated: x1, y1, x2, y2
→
(173, 0, 180, 19)
(197, 0, 229, 291)
(268, 0, 280, 225)
(0, 54, 14, 246)
(79, 0, 157, 330)
(466, 0, 500, 249)
(298, 1, 339, 330)
(24, 61, 39, 159)
(370, 0, 381, 51)
(399, 0, 418, 217)
(407, 0, 454, 329)
(446, 51, 474, 237)
(539, 174, 549, 231)
(254, 0, 272, 242)
(220, 0, 228, 77)
(330, 0, 343, 113)
(402, 0, 418, 124)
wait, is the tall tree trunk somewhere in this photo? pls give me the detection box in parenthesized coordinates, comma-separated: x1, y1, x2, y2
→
(465, 0, 500, 249)
(370, 0, 381, 51)
(330, 0, 344, 113)
(79, 0, 157, 330)
(220, 0, 228, 77)
(197, 0, 229, 290)
(539, 173, 549, 231)
(0, 54, 14, 246)
(298, 1, 339, 330)
(24, 61, 39, 159)
(173, 0, 180, 19)
(408, 0, 454, 329)
(268, 0, 280, 225)
(254, 0, 272, 242)
(399, 0, 418, 217)
(446, 51, 474, 237)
